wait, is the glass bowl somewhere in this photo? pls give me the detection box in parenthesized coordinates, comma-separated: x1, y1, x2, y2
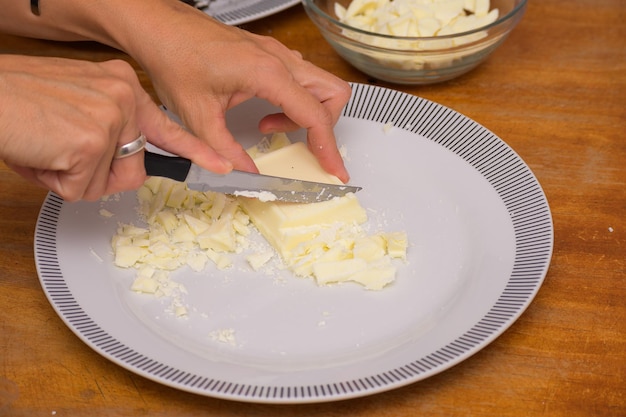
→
(302, 0, 527, 84)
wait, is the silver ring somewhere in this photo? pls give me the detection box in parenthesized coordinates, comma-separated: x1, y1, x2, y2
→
(115, 133, 146, 159)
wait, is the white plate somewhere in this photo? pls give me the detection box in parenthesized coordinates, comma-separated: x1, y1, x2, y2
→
(34, 83, 553, 404)
(203, 0, 300, 25)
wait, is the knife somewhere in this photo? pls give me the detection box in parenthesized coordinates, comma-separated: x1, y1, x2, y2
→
(144, 151, 361, 203)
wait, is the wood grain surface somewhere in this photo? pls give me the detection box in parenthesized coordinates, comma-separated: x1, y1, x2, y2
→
(1, 0, 624, 415)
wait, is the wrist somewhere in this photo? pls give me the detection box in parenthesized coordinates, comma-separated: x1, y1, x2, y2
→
(14, 0, 193, 50)
(103, 0, 220, 75)
(88, 0, 203, 52)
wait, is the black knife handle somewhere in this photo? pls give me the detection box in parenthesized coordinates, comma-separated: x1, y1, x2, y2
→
(144, 151, 191, 182)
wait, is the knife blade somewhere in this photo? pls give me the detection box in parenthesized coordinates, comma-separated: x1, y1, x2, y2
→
(144, 151, 361, 203)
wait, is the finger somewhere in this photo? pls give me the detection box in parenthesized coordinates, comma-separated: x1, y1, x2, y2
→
(258, 112, 301, 133)
(117, 73, 236, 174)
(88, 131, 150, 198)
(260, 108, 349, 183)
(306, 126, 349, 183)
(8, 164, 93, 202)
(37, 132, 113, 202)
(106, 146, 148, 196)
(2, 127, 116, 202)
(134, 97, 236, 174)
(175, 100, 259, 173)
(259, 80, 350, 182)
(260, 49, 350, 126)
(198, 116, 259, 173)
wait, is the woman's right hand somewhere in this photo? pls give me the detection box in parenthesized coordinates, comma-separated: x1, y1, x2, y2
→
(0, 55, 231, 201)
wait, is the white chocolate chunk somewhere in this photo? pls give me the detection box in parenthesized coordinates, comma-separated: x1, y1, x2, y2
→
(114, 245, 145, 268)
(349, 264, 396, 290)
(99, 208, 114, 218)
(171, 223, 195, 244)
(166, 181, 189, 208)
(131, 268, 174, 295)
(186, 251, 209, 272)
(131, 276, 160, 294)
(474, 0, 490, 15)
(206, 249, 233, 270)
(197, 217, 237, 252)
(173, 303, 188, 318)
(383, 231, 409, 260)
(155, 210, 178, 234)
(182, 213, 212, 235)
(246, 251, 275, 271)
(334, 0, 500, 70)
(313, 258, 369, 285)
(353, 235, 387, 261)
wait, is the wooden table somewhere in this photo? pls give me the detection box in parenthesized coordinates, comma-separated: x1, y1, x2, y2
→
(1, 0, 624, 415)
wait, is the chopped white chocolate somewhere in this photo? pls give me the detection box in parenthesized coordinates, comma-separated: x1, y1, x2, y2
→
(111, 177, 252, 315)
(333, 0, 500, 70)
(209, 328, 237, 345)
(353, 235, 387, 261)
(99, 208, 114, 218)
(173, 303, 188, 318)
(313, 258, 368, 285)
(246, 251, 275, 271)
(383, 231, 409, 260)
(114, 245, 145, 268)
(111, 132, 409, 322)
(205, 248, 233, 270)
(186, 251, 209, 272)
(335, 0, 498, 38)
(113, 180, 250, 271)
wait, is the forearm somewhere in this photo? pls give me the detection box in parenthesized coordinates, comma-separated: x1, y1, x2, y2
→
(0, 0, 202, 52)
(0, 0, 96, 42)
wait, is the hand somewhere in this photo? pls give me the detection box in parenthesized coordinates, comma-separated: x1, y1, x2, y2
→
(0, 55, 231, 201)
(126, 6, 352, 182)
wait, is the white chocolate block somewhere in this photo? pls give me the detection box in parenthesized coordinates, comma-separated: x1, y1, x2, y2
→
(238, 141, 367, 260)
(239, 136, 406, 290)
